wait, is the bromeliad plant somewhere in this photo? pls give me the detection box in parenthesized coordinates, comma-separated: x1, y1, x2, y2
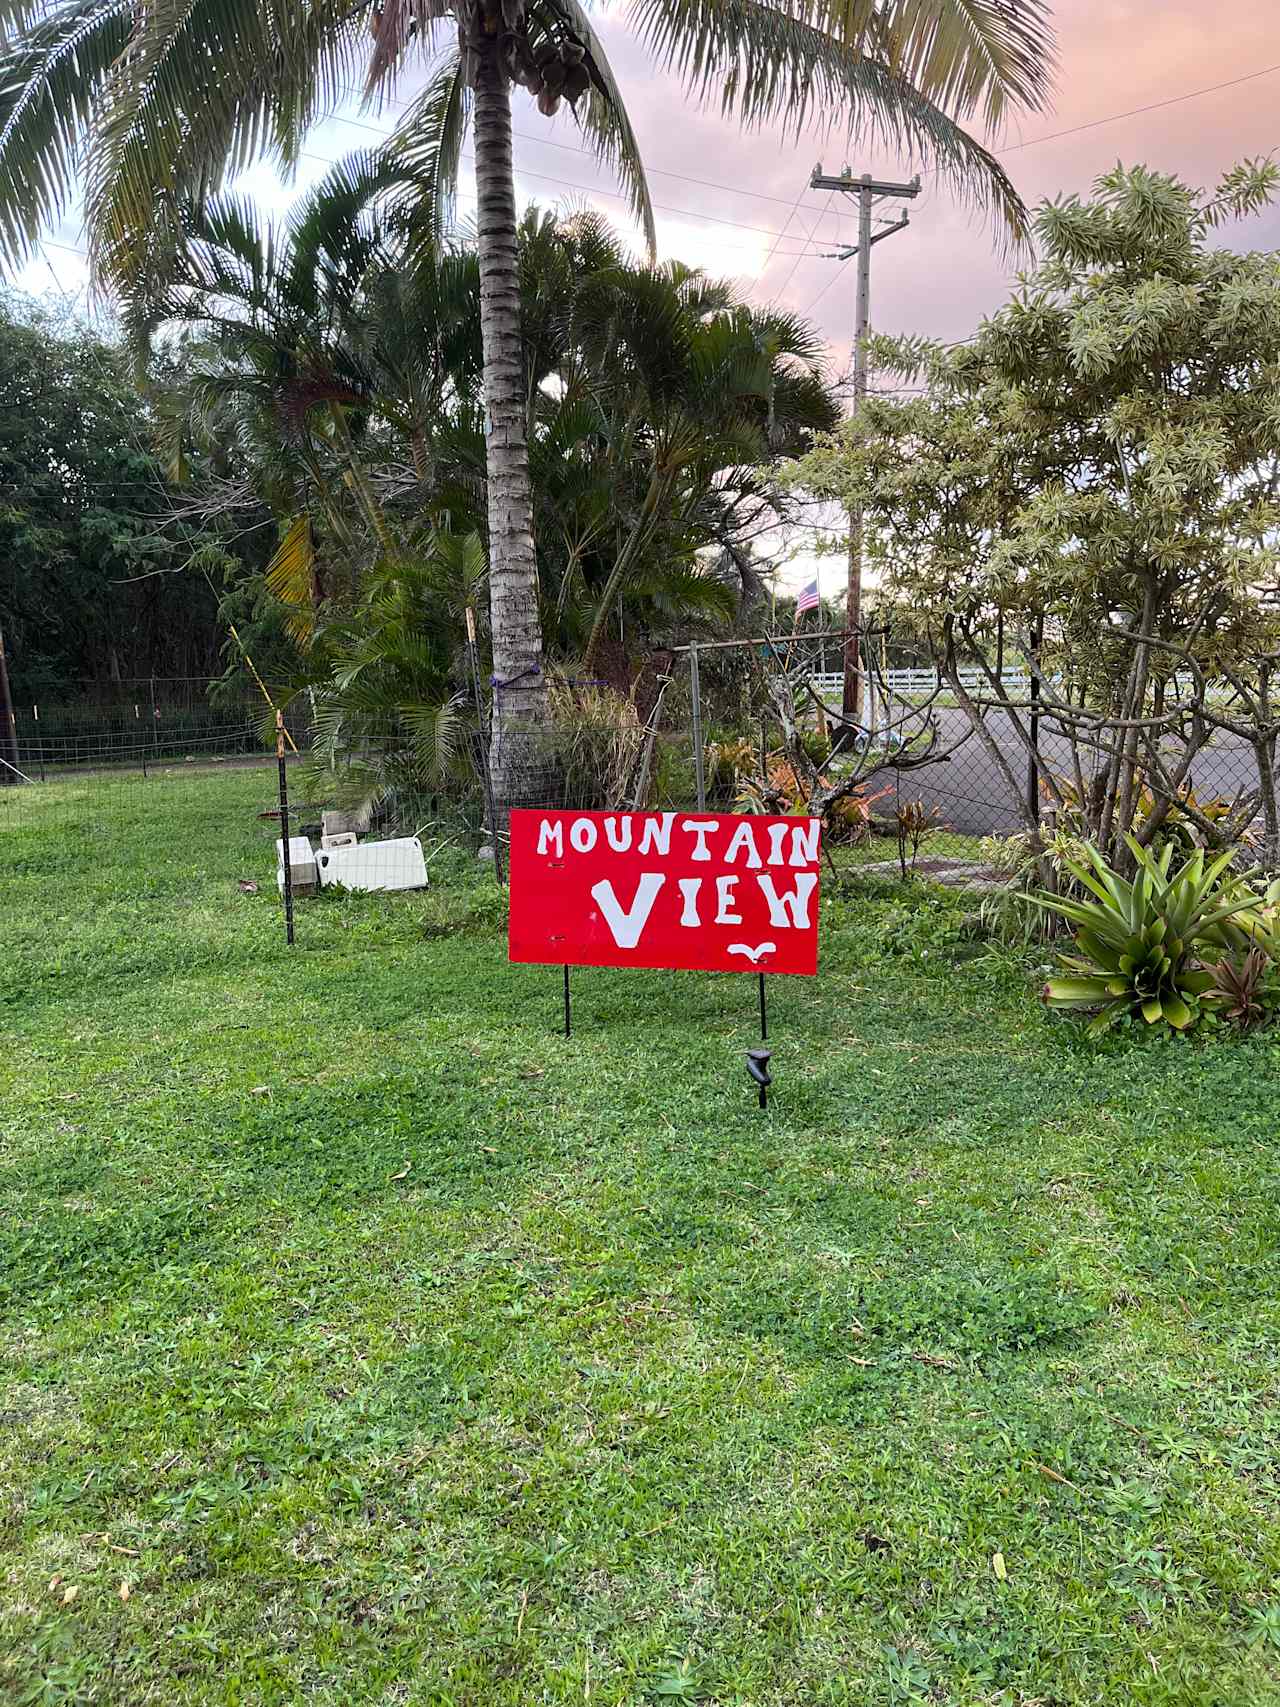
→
(734, 757, 889, 843)
(1205, 947, 1279, 1032)
(1032, 837, 1258, 1036)
(1202, 877, 1280, 1030)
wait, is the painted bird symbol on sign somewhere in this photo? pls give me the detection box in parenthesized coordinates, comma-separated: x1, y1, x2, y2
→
(507, 809, 820, 976)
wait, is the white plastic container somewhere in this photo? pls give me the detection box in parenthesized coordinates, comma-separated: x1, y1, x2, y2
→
(315, 837, 428, 893)
(276, 835, 318, 894)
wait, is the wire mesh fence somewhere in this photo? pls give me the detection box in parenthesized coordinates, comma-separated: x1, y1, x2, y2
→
(1, 680, 313, 777)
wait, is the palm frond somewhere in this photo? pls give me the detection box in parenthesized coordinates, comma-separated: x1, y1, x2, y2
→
(384, 49, 470, 252)
(0, 0, 133, 267)
(85, 0, 374, 289)
(836, 0, 1055, 127)
(629, 557, 739, 624)
(551, 0, 657, 258)
(265, 512, 316, 643)
(631, 0, 1040, 245)
(285, 146, 410, 301)
(366, 0, 452, 90)
(402, 691, 468, 780)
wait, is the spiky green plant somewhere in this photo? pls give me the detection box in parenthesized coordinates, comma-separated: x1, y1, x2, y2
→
(1205, 947, 1279, 1033)
(1032, 836, 1258, 1036)
(1209, 877, 1280, 959)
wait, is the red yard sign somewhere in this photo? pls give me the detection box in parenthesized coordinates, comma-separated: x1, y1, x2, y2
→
(508, 809, 821, 976)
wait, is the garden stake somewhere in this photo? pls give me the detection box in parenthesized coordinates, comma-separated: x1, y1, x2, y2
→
(563, 964, 571, 1037)
(746, 970, 772, 1109)
(276, 710, 294, 948)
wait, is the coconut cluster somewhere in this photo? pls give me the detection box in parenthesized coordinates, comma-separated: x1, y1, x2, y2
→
(458, 0, 593, 115)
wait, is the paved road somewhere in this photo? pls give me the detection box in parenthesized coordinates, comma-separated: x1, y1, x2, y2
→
(887, 709, 1262, 838)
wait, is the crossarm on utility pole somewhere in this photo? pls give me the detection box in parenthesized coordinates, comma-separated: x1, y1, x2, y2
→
(823, 207, 910, 260)
(810, 172, 922, 198)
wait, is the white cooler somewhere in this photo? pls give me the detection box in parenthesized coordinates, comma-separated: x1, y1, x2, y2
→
(315, 837, 428, 893)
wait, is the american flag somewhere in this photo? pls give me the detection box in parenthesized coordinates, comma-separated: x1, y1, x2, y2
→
(795, 579, 820, 614)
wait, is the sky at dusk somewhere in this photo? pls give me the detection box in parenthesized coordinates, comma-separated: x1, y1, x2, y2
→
(18, 0, 1280, 588)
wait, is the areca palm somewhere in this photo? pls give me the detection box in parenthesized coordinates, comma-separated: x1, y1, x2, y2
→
(144, 153, 483, 623)
(566, 260, 840, 666)
(0, 0, 1055, 804)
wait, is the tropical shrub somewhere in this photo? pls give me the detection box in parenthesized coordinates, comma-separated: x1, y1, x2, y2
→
(1211, 877, 1280, 957)
(894, 797, 941, 878)
(297, 530, 479, 824)
(1033, 837, 1258, 1036)
(777, 161, 1280, 862)
(1205, 947, 1280, 1032)
(534, 682, 648, 810)
(1043, 774, 1247, 859)
(977, 825, 1092, 946)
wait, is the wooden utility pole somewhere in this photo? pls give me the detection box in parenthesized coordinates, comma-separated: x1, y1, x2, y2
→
(0, 623, 19, 785)
(810, 166, 920, 724)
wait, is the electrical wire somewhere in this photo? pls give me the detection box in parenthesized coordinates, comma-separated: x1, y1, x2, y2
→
(988, 60, 1280, 162)
(794, 60, 1280, 317)
(766, 190, 838, 304)
(321, 95, 854, 223)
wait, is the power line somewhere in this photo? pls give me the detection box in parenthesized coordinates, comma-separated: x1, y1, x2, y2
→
(292, 140, 846, 255)
(321, 97, 856, 223)
(30, 168, 836, 265)
(993, 60, 1280, 160)
(456, 151, 842, 249)
(767, 190, 837, 304)
(331, 54, 1280, 299)
(31, 54, 1280, 305)
(338, 56, 1280, 184)
(798, 256, 853, 321)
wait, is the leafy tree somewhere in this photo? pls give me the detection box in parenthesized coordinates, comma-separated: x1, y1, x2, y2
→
(0, 291, 247, 705)
(781, 161, 1280, 864)
(0, 0, 1056, 804)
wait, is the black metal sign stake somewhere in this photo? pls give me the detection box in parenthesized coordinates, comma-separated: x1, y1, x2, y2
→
(746, 971, 772, 1110)
(563, 964, 572, 1037)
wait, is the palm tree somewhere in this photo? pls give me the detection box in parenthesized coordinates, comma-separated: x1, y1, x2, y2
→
(0, 0, 1055, 804)
(139, 153, 484, 628)
(156, 190, 834, 671)
(564, 256, 840, 668)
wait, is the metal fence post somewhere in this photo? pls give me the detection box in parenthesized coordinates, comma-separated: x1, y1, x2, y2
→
(466, 605, 505, 887)
(689, 643, 706, 810)
(0, 623, 19, 786)
(1027, 614, 1043, 827)
(276, 710, 295, 947)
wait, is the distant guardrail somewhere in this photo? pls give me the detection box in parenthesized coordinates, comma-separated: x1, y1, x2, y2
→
(811, 667, 1035, 698)
(811, 668, 1219, 701)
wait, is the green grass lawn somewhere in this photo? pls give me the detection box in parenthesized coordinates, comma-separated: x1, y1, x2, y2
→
(3, 767, 1280, 1705)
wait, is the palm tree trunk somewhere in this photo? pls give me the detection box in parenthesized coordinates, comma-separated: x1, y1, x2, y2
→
(472, 45, 548, 809)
